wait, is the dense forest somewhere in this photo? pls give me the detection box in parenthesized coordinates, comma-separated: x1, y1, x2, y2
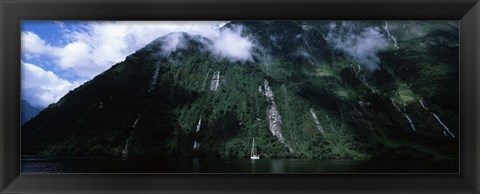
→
(22, 21, 459, 160)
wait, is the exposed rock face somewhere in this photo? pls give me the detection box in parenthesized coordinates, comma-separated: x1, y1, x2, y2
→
(263, 79, 293, 153)
(264, 80, 274, 100)
(210, 71, 221, 92)
(21, 21, 459, 161)
(267, 105, 284, 142)
(263, 80, 283, 141)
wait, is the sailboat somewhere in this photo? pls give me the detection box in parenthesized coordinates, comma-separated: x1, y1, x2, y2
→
(250, 138, 260, 159)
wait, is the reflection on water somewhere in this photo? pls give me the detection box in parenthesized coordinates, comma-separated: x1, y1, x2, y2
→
(271, 159, 284, 173)
(21, 156, 458, 174)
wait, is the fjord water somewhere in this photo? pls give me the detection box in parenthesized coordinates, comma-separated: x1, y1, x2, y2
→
(21, 156, 457, 173)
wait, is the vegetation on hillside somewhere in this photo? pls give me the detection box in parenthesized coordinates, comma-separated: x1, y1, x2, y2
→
(22, 21, 459, 161)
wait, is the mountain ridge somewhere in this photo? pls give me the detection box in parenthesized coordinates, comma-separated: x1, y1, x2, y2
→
(21, 99, 43, 125)
(22, 21, 459, 160)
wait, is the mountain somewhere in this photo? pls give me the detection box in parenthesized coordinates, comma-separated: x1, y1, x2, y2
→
(21, 100, 43, 125)
(21, 21, 459, 160)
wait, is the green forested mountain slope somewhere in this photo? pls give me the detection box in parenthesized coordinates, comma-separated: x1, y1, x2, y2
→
(22, 21, 459, 160)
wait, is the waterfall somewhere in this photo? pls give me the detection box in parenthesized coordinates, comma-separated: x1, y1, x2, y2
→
(148, 64, 160, 93)
(122, 114, 141, 157)
(303, 36, 313, 51)
(356, 64, 362, 77)
(392, 99, 417, 132)
(121, 136, 132, 157)
(431, 113, 455, 138)
(215, 71, 220, 91)
(132, 117, 140, 128)
(384, 21, 399, 49)
(310, 109, 326, 137)
(419, 100, 428, 111)
(419, 99, 455, 138)
(193, 118, 202, 150)
(403, 113, 417, 131)
(210, 71, 221, 92)
(282, 84, 288, 96)
(368, 121, 374, 131)
(201, 70, 211, 91)
(195, 118, 202, 132)
(361, 74, 375, 92)
(358, 110, 365, 120)
(193, 141, 200, 150)
(390, 98, 402, 112)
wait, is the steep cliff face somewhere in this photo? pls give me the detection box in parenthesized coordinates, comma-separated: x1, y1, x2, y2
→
(22, 21, 459, 160)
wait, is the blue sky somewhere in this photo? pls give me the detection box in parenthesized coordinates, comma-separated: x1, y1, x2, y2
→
(20, 21, 401, 108)
(21, 21, 240, 108)
(21, 20, 456, 108)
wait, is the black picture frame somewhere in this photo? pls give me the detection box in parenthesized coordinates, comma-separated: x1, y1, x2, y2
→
(1, 0, 479, 193)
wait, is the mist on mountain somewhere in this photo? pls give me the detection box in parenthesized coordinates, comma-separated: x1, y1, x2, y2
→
(21, 21, 459, 161)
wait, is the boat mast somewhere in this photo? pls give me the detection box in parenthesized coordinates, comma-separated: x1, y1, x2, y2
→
(251, 138, 255, 157)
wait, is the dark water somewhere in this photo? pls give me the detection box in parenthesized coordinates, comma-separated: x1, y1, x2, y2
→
(21, 156, 458, 173)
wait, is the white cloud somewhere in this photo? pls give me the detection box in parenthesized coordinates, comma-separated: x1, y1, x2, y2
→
(55, 41, 90, 68)
(21, 62, 80, 107)
(22, 21, 239, 79)
(326, 22, 388, 71)
(158, 32, 188, 56)
(21, 31, 57, 59)
(209, 25, 254, 63)
(21, 21, 257, 106)
(151, 24, 255, 63)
